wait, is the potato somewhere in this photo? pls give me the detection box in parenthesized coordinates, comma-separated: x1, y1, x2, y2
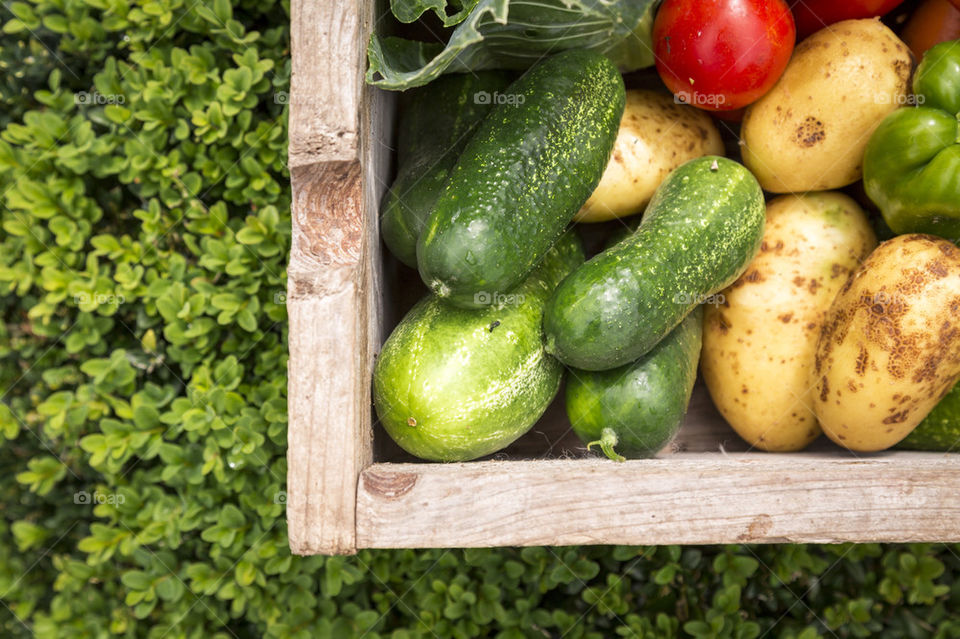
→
(575, 89, 723, 223)
(741, 19, 912, 193)
(702, 193, 877, 451)
(814, 235, 960, 452)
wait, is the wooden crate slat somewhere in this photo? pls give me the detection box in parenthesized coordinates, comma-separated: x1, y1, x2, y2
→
(356, 454, 960, 548)
(286, 0, 396, 555)
(288, 0, 370, 167)
(287, 161, 377, 555)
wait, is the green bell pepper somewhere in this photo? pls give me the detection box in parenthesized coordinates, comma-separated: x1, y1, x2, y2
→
(863, 40, 960, 239)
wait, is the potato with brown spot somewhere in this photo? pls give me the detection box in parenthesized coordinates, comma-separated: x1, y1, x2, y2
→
(814, 235, 960, 452)
(575, 90, 723, 222)
(702, 193, 876, 451)
(741, 19, 911, 193)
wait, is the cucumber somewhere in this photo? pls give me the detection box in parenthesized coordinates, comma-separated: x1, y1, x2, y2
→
(543, 156, 764, 371)
(417, 49, 625, 309)
(896, 381, 960, 451)
(373, 232, 584, 462)
(566, 307, 703, 461)
(381, 71, 511, 267)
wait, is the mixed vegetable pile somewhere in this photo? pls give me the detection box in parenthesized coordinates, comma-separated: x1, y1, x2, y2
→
(367, 0, 960, 462)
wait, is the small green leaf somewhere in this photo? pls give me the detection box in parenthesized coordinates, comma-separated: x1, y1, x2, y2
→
(155, 576, 185, 602)
(12, 521, 51, 551)
(221, 504, 245, 528)
(121, 570, 153, 591)
(213, 0, 232, 22)
(235, 560, 255, 587)
(42, 14, 69, 32)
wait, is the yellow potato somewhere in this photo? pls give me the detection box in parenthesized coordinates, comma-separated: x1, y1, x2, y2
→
(814, 235, 960, 452)
(741, 19, 912, 193)
(575, 89, 723, 223)
(702, 193, 877, 451)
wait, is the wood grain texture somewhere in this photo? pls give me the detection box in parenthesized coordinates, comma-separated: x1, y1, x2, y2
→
(289, 0, 367, 166)
(287, 0, 395, 554)
(356, 452, 960, 548)
(287, 162, 376, 555)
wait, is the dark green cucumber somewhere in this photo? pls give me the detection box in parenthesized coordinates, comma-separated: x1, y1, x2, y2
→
(417, 49, 625, 308)
(373, 232, 584, 462)
(381, 71, 511, 267)
(544, 156, 764, 371)
(566, 307, 703, 461)
(896, 381, 960, 451)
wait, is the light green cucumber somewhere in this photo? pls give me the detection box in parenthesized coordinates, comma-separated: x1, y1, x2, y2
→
(374, 233, 584, 461)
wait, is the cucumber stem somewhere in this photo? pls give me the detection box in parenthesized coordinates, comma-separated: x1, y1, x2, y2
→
(543, 334, 556, 356)
(587, 428, 625, 462)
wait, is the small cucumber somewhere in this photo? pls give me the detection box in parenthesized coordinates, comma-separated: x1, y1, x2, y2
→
(381, 71, 511, 267)
(896, 381, 960, 452)
(418, 49, 625, 308)
(544, 156, 764, 371)
(566, 307, 703, 461)
(374, 233, 584, 462)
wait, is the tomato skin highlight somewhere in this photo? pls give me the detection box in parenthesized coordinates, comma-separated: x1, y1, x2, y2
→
(789, 0, 906, 39)
(653, 0, 796, 111)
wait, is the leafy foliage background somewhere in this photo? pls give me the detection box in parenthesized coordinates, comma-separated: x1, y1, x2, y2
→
(1, 0, 960, 637)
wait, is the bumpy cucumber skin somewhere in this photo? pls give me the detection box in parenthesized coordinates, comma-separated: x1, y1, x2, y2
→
(896, 381, 960, 451)
(418, 50, 625, 308)
(374, 233, 584, 462)
(381, 72, 511, 267)
(566, 307, 703, 459)
(544, 156, 764, 371)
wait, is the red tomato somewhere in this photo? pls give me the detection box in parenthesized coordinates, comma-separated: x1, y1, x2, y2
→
(789, 0, 905, 39)
(653, 0, 796, 111)
(902, 0, 960, 60)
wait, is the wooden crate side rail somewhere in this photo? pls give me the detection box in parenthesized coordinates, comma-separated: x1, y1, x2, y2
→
(287, 161, 376, 555)
(287, 0, 395, 555)
(356, 454, 960, 548)
(289, 0, 365, 167)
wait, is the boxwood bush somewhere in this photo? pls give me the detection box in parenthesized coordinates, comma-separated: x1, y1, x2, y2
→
(1, 1, 960, 637)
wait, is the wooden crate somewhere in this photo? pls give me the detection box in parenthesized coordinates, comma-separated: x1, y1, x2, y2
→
(285, 2, 960, 555)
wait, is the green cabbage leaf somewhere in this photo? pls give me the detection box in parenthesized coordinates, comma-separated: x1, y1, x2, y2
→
(367, 0, 657, 90)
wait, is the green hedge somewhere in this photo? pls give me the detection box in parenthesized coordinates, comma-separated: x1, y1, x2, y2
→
(2, 1, 960, 636)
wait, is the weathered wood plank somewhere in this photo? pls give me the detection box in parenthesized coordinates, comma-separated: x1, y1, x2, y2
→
(356, 453, 960, 548)
(289, 0, 368, 166)
(286, 162, 377, 555)
(286, 0, 395, 554)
